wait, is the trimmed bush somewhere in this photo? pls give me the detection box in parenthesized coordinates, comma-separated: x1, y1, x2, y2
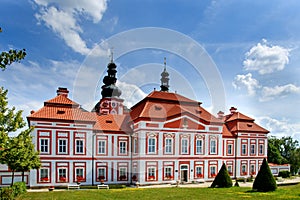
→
(253, 158, 277, 192)
(278, 170, 290, 178)
(12, 181, 27, 197)
(0, 187, 14, 200)
(210, 163, 233, 188)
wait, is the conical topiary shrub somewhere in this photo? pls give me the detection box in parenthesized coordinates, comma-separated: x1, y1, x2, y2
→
(210, 163, 233, 188)
(252, 158, 277, 192)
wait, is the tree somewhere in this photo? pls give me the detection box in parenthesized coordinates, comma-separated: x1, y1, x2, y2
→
(210, 163, 233, 188)
(0, 27, 40, 186)
(253, 158, 277, 192)
(267, 136, 300, 174)
(0, 27, 26, 70)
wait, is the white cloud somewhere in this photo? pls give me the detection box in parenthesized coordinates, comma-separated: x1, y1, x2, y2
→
(34, 0, 108, 55)
(232, 73, 260, 96)
(243, 39, 290, 74)
(260, 84, 300, 101)
(257, 116, 300, 140)
(117, 81, 147, 108)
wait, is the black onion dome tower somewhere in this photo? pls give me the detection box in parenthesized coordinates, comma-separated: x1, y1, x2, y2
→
(160, 57, 170, 92)
(93, 51, 124, 115)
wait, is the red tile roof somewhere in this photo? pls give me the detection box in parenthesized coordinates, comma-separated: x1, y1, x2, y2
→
(224, 112, 269, 134)
(94, 114, 132, 133)
(45, 95, 79, 107)
(130, 91, 221, 124)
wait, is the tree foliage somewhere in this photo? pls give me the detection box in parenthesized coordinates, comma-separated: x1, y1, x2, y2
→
(0, 27, 26, 70)
(253, 158, 277, 192)
(268, 136, 300, 174)
(0, 28, 40, 186)
(210, 163, 233, 188)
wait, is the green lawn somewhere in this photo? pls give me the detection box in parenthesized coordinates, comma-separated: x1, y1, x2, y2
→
(18, 185, 300, 200)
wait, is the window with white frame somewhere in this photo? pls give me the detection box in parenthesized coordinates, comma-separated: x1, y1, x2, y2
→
(181, 138, 188, 154)
(250, 164, 255, 174)
(58, 139, 67, 154)
(98, 167, 106, 180)
(40, 168, 49, 182)
(196, 166, 203, 178)
(227, 144, 232, 155)
(98, 140, 106, 154)
(210, 166, 216, 176)
(76, 140, 84, 154)
(250, 144, 255, 155)
(165, 138, 172, 154)
(227, 165, 232, 175)
(148, 167, 156, 179)
(119, 167, 127, 180)
(259, 144, 264, 154)
(58, 168, 67, 182)
(40, 139, 49, 153)
(210, 140, 216, 154)
(133, 138, 138, 154)
(164, 167, 172, 178)
(148, 138, 156, 153)
(242, 165, 247, 174)
(196, 139, 203, 154)
(75, 168, 84, 181)
(119, 141, 127, 154)
(242, 144, 247, 155)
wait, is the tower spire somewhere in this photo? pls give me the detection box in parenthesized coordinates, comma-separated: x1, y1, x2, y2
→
(110, 48, 114, 63)
(160, 57, 169, 92)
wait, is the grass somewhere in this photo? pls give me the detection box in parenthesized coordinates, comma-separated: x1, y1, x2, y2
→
(18, 184, 300, 200)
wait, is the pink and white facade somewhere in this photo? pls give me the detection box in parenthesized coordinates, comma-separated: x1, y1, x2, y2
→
(0, 60, 269, 187)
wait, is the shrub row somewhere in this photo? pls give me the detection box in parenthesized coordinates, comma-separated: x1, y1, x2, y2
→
(278, 171, 290, 178)
(0, 182, 27, 200)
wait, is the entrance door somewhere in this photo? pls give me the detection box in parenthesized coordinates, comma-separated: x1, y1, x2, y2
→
(180, 165, 188, 182)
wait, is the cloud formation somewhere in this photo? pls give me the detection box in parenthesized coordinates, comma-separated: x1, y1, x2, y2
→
(232, 73, 260, 96)
(243, 39, 290, 74)
(260, 84, 300, 102)
(34, 0, 108, 55)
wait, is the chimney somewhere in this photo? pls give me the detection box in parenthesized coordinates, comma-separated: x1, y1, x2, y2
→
(230, 107, 237, 114)
(57, 87, 69, 97)
(217, 111, 224, 119)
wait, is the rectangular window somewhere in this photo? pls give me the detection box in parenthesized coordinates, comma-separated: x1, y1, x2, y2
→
(75, 168, 84, 182)
(242, 144, 247, 155)
(250, 144, 255, 155)
(210, 140, 216, 154)
(40, 168, 49, 182)
(196, 139, 203, 154)
(181, 138, 188, 154)
(164, 167, 172, 178)
(119, 167, 127, 180)
(259, 144, 264, 154)
(227, 166, 232, 175)
(250, 164, 255, 174)
(242, 165, 247, 174)
(98, 168, 106, 180)
(98, 140, 106, 154)
(40, 139, 49, 153)
(133, 138, 138, 154)
(58, 168, 67, 182)
(196, 166, 203, 178)
(76, 140, 84, 154)
(148, 138, 156, 153)
(58, 139, 67, 154)
(119, 141, 126, 154)
(148, 167, 156, 179)
(165, 138, 172, 154)
(227, 144, 232, 155)
(210, 166, 216, 176)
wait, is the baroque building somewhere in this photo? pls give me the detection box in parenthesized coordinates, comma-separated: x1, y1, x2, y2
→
(1, 58, 269, 187)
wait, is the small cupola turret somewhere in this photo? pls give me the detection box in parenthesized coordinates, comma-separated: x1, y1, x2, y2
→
(160, 57, 170, 92)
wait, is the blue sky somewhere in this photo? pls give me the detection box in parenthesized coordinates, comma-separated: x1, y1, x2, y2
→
(0, 0, 299, 140)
